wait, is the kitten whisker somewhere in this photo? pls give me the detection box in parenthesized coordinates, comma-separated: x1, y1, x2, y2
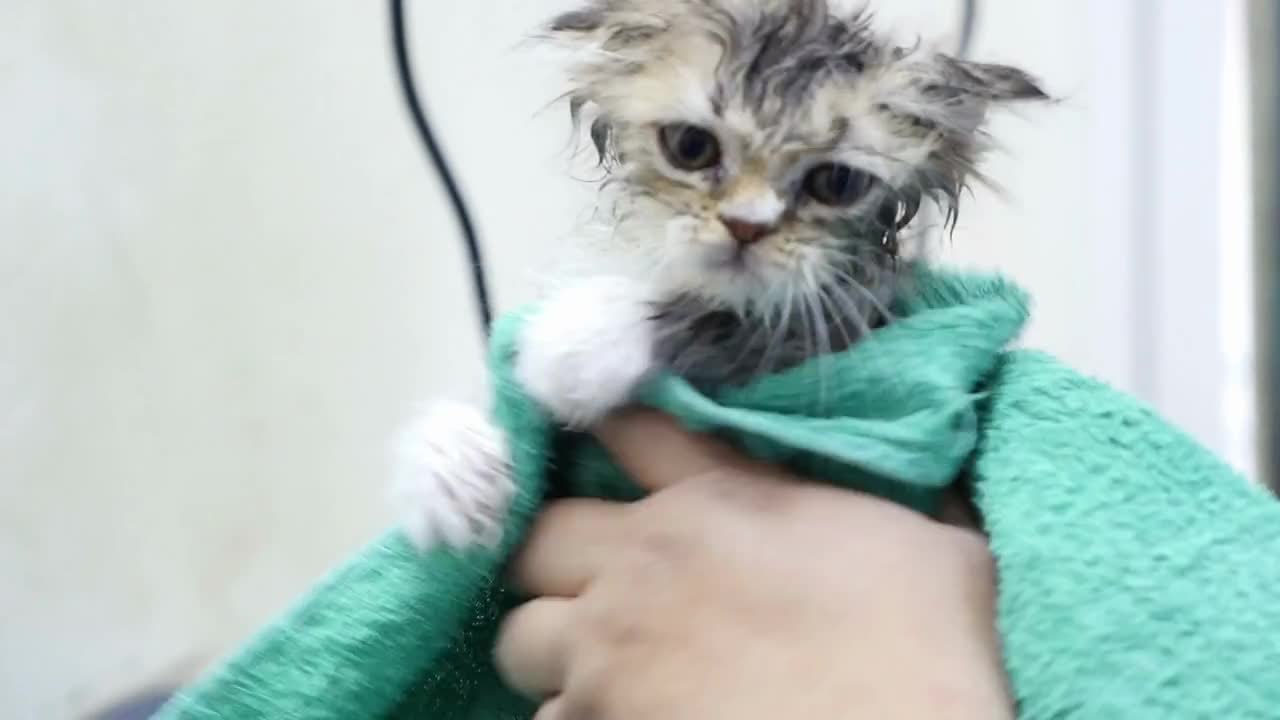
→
(801, 284, 833, 412)
(815, 284, 857, 356)
(750, 279, 798, 380)
(832, 261, 897, 322)
(823, 281, 876, 340)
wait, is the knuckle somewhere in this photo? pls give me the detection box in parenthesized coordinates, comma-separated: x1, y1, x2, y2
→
(938, 526, 998, 579)
(533, 498, 593, 531)
(564, 633, 625, 712)
(557, 697, 605, 720)
(564, 643, 657, 720)
(686, 467, 784, 512)
(577, 584, 650, 650)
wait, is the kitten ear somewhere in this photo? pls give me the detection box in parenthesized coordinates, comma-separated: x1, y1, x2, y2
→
(931, 56, 1049, 103)
(550, 7, 606, 35)
(545, 2, 668, 50)
(883, 53, 1049, 137)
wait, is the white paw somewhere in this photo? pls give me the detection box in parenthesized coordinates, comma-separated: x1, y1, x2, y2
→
(516, 277, 657, 428)
(390, 401, 515, 551)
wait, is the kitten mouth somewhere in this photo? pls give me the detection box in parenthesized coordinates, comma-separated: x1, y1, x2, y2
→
(707, 254, 757, 285)
(724, 249, 750, 270)
(705, 243, 754, 272)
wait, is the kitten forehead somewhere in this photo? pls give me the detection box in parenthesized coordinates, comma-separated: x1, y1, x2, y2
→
(596, 33, 723, 125)
(558, 0, 884, 139)
(714, 2, 879, 116)
(589, 0, 878, 114)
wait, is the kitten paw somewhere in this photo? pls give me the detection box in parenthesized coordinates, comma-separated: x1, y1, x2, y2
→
(391, 401, 515, 551)
(516, 277, 657, 428)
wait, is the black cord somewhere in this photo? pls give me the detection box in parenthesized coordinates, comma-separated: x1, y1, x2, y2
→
(390, 0, 978, 339)
(390, 0, 494, 336)
(958, 0, 979, 58)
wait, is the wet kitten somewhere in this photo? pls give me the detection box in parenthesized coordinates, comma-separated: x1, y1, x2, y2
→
(393, 0, 1047, 549)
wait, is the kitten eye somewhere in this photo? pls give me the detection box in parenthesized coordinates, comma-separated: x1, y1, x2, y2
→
(658, 124, 722, 171)
(803, 163, 873, 206)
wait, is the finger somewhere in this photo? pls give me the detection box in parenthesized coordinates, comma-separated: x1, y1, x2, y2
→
(533, 696, 567, 720)
(495, 598, 575, 700)
(593, 408, 757, 491)
(510, 498, 629, 597)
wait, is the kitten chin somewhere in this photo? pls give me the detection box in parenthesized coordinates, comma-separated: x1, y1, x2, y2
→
(650, 268, 902, 389)
(537, 246, 904, 388)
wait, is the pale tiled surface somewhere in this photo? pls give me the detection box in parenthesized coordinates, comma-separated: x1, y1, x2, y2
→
(1, 2, 566, 715)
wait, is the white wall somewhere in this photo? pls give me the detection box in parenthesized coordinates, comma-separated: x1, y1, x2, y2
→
(0, 1, 1245, 717)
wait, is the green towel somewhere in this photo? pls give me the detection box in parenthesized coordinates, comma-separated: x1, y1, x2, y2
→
(157, 269, 1280, 720)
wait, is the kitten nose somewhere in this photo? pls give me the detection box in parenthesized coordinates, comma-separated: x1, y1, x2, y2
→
(720, 216, 774, 246)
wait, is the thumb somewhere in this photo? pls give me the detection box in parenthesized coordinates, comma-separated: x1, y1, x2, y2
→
(593, 408, 768, 492)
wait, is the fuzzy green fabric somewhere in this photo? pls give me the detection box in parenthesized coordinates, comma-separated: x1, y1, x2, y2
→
(157, 270, 1280, 720)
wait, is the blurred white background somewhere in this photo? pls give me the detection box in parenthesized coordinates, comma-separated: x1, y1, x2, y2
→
(0, 0, 1254, 716)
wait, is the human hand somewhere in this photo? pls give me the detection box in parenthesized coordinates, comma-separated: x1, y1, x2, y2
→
(496, 409, 1012, 720)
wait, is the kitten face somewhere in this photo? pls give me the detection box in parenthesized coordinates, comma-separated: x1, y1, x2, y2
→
(602, 43, 912, 311)
(546, 0, 1046, 377)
